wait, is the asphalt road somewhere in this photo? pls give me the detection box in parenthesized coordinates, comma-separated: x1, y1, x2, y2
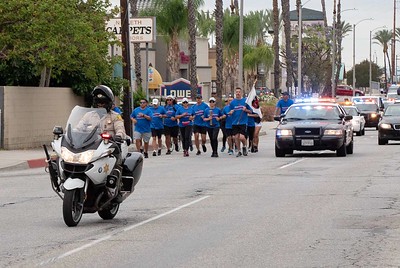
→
(1, 127, 400, 267)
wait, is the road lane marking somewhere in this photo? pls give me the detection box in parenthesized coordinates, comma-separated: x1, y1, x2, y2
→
(279, 158, 307, 169)
(278, 151, 329, 169)
(38, 195, 210, 266)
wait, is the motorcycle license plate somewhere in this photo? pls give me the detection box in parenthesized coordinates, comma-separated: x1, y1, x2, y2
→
(301, 139, 314, 146)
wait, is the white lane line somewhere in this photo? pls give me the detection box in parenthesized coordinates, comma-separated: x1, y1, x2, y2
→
(278, 150, 329, 169)
(38, 195, 210, 266)
(279, 158, 307, 169)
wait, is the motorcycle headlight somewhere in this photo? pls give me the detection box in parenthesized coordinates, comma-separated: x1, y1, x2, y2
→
(61, 147, 95, 164)
(380, 123, 392, 130)
(324, 129, 342, 136)
(276, 129, 293, 136)
(371, 113, 377, 118)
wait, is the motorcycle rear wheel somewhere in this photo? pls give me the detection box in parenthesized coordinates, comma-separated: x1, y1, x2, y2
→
(98, 203, 120, 220)
(63, 188, 84, 227)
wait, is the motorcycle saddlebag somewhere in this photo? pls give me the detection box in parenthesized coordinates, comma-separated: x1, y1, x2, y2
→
(121, 152, 144, 192)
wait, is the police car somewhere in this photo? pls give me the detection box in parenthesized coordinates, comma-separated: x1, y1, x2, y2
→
(274, 99, 354, 157)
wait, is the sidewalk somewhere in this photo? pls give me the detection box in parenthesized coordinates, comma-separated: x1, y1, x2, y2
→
(0, 121, 278, 171)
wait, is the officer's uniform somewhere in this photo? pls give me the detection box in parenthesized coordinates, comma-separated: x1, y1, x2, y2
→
(102, 111, 126, 139)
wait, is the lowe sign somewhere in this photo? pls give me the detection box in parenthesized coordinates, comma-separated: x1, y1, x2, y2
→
(106, 17, 156, 43)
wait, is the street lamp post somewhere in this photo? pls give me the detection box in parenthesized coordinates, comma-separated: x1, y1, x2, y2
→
(369, 26, 386, 95)
(353, 18, 373, 96)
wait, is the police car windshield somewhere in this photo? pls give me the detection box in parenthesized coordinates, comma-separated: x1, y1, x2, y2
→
(285, 105, 340, 120)
(343, 107, 358, 116)
(384, 105, 400, 116)
(354, 103, 378, 112)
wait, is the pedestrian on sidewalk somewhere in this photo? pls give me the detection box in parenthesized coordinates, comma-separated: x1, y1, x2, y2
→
(163, 95, 180, 154)
(131, 99, 153, 158)
(192, 95, 209, 155)
(175, 98, 194, 157)
(204, 97, 224, 157)
(149, 99, 166, 156)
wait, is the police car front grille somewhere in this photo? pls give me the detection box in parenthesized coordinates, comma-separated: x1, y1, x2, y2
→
(294, 128, 321, 136)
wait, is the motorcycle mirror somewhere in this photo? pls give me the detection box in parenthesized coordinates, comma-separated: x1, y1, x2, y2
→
(53, 126, 63, 135)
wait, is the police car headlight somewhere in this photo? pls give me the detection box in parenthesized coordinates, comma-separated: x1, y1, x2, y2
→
(61, 147, 95, 164)
(276, 129, 293, 136)
(371, 113, 377, 118)
(380, 123, 392, 130)
(323, 129, 342, 136)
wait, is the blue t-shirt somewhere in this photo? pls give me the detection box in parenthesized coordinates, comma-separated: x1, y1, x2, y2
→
(164, 104, 179, 127)
(192, 102, 209, 126)
(276, 99, 294, 114)
(130, 107, 153, 133)
(247, 113, 256, 127)
(229, 98, 250, 126)
(150, 106, 166, 130)
(223, 105, 233, 129)
(176, 106, 194, 127)
(204, 107, 223, 128)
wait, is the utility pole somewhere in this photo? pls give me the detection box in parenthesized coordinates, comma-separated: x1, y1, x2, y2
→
(331, 0, 337, 98)
(392, 0, 396, 83)
(120, 0, 132, 136)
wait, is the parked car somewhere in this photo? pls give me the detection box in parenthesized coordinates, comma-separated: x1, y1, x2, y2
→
(342, 105, 366, 136)
(378, 103, 400, 145)
(336, 85, 364, 97)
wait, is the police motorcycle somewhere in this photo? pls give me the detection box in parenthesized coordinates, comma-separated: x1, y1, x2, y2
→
(43, 105, 143, 227)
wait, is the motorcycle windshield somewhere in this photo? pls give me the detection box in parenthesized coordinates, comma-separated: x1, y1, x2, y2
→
(64, 106, 107, 149)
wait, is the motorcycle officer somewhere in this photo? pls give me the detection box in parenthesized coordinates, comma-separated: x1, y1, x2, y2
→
(92, 85, 127, 140)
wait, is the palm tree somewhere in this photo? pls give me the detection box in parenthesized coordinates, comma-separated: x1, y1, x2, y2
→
(215, 0, 224, 101)
(272, 0, 280, 96)
(336, 20, 351, 83)
(129, 0, 142, 88)
(243, 44, 274, 89)
(188, 0, 198, 100)
(281, 0, 293, 92)
(373, 29, 392, 90)
(141, 0, 188, 81)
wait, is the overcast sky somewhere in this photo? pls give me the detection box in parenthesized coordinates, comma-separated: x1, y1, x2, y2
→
(112, 0, 398, 72)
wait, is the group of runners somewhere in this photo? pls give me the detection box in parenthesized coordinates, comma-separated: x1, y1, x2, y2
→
(130, 87, 262, 158)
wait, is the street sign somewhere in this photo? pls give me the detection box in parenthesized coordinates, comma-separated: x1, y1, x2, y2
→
(106, 17, 156, 43)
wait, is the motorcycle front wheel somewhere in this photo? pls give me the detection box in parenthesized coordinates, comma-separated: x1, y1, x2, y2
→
(63, 188, 84, 227)
(98, 203, 120, 220)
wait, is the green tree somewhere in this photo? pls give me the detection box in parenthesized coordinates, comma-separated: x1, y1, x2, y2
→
(346, 59, 380, 88)
(0, 0, 119, 93)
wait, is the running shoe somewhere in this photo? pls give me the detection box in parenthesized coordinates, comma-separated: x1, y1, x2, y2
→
(202, 144, 207, 152)
(158, 149, 161, 155)
(196, 150, 201, 155)
(175, 143, 179, 152)
(221, 146, 226, 152)
(152, 151, 157, 156)
(236, 152, 242, 157)
(242, 147, 248, 156)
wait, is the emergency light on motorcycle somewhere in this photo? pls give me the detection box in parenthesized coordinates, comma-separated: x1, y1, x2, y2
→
(101, 132, 112, 144)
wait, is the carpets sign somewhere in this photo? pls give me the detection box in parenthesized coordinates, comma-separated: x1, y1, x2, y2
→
(106, 17, 156, 43)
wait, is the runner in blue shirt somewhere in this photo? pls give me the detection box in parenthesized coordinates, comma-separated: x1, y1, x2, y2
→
(223, 97, 234, 155)
(149, 99, 166, 156)
(204, 97, 224, 157)
(275, 91, 294, 115)
(163, 95, 180, 154)
(192, 95, 209, 155)
(229, 87, 252, 157)
(130, 99, 153, 158)
(175, 98, 194, 157)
